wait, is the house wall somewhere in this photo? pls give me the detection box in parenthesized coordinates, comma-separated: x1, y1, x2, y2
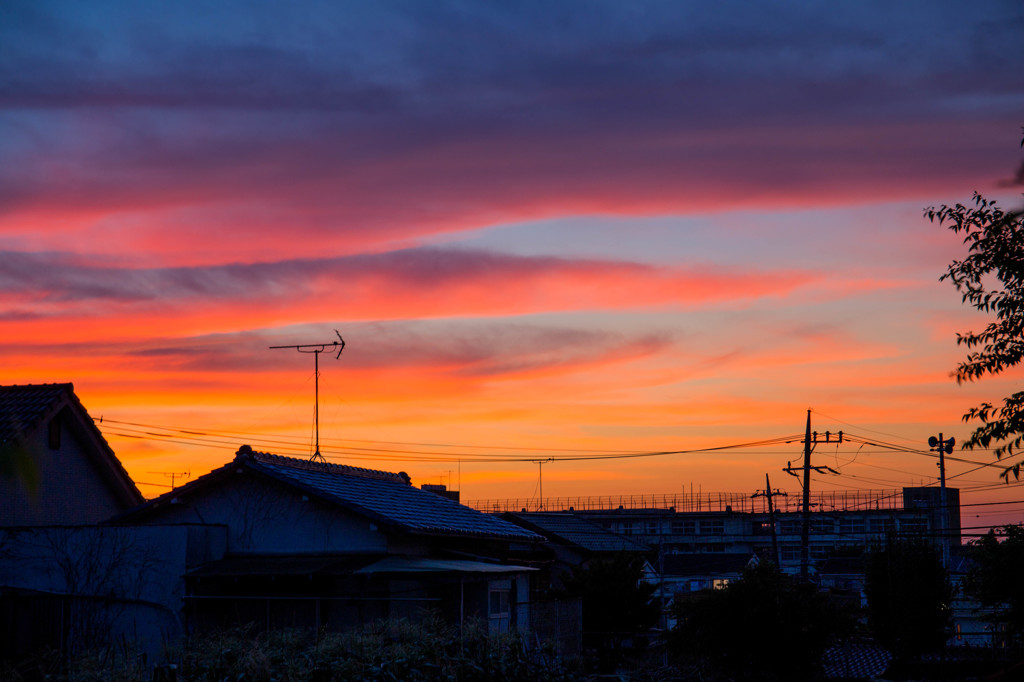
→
(1, 409, 130, 526)
(133, 473, 389, 555)
(0, 524, 216, 661)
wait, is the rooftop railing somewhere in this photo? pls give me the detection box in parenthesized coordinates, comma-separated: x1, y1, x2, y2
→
(465, 489, 907, 515)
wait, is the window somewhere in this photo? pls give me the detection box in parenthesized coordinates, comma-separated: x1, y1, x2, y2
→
(672, 519, 696, 534)
(901, 518, 927, 534)
(839, 518, 865, 535)
(713, 579, 730, 590)
(621, 521, 636, 536)
(869, 518, 894, 535)
(701, 520, 725, 536)
(779, 520, 801, 535)
(781, 546, 801, 562)
(811, 520, 835, 534)
(489, 589, 510, 618)
(810, 545, 831, 559)
(645, 521, 660, 535)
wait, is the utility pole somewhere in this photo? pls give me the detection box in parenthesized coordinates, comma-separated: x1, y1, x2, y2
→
(270, 330, 345, 462)
(799, 410, 812, 581)
(752, 473, 787, 567)
(783, 410, 842, 580)
(148, 470, 190, 488)
(531, 458, 553, 510)
(928, 433, 955, 568)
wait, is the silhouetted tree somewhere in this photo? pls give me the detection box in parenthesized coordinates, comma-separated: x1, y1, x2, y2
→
(926, 128, 1024, 478)
(671, 562, 851, 680)
(558, 553, 658, 670)
(965, 524, 1024, 646)
(865, 537, 953, 659)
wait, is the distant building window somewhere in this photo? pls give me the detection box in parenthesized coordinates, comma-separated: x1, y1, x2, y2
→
(621, 522, 636, 536)
(48, 415, 61, 450)
(901, 518, 928, 534)
(811, 520, 835, 534)
(645, 521, 660, 535)
(672, 520, 696, 534)
(810, 545, 831, 559)
(839, 518, 865, 535)
(713, 579, 730, 590)
(868, 518, 894, 535)
(781, 546, 801, 562)
(701, 520, 725, 536)
(779, 520, 801, 535)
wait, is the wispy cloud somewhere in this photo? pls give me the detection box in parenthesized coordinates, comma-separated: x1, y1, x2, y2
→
(0, 247, 817, 317)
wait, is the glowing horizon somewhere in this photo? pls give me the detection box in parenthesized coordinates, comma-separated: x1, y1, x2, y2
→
(3, 1, 1024, 528)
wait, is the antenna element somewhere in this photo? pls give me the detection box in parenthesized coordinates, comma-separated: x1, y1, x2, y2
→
(270, 330, 346, 462)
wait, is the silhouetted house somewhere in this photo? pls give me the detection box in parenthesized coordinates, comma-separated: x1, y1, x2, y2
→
(0, 383, 143, 526)
(498, 512, 652, 657)
(502, 511, 649, 588)
(819, 555, 868, 609)
(115, 446, 543, 634)
(658, 552, 754, 594)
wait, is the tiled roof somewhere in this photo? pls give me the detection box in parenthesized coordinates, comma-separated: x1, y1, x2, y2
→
(822, 641, 891, 680)
(0, 383, 73, 443)
(241, 447, 541, 541)
(504, 512, 649, 553)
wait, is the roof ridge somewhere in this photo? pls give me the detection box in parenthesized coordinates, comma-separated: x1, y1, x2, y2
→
(236, 445, 411, 484)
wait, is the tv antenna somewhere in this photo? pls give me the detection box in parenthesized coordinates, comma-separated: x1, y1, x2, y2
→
(270, 330, 345, 462)
(146, 470, 191, 488)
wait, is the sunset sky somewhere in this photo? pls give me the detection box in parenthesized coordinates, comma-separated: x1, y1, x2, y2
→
(3, 1, 1024, 526)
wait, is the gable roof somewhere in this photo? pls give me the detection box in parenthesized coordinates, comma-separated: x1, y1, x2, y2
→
(0, 383, 143, 507)
(0, 383, 74, 443)
(120, 445, 541, 542)
(503, 512, 650, 553)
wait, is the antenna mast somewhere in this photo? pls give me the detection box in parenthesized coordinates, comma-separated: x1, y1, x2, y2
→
(270, 330, 345, 462)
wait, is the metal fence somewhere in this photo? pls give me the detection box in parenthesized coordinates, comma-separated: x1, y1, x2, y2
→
(465, 489, 907, 514)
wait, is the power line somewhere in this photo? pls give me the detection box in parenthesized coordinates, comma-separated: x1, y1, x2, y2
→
(95, 416, 803, 464)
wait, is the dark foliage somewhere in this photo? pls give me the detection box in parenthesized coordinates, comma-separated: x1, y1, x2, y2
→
(557, 553, 659, 671)
(965, 524, 1024, 646)
(926, 129, 1024, 477)
(864, 538, 953, 659)
(670, 562, 852, 680)
(4, 617, 574, 681)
